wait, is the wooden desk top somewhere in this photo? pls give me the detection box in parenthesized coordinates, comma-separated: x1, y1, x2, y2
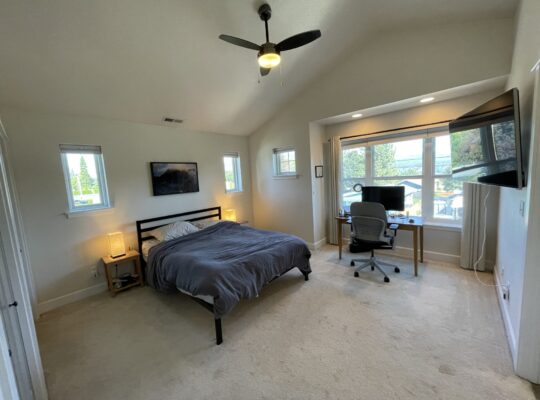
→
(102, 250, 140, 265)
(336, 215, 424, 227)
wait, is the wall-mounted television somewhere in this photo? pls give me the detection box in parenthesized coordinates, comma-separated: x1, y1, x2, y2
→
(449, 88, 525, 188)
(150, 162, 199, 196)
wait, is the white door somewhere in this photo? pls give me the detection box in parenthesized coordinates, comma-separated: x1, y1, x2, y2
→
(0, 120, 47, 399)
(0, 242, 25, 400)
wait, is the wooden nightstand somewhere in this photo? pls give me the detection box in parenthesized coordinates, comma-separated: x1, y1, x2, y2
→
(102, 250, 143, 296)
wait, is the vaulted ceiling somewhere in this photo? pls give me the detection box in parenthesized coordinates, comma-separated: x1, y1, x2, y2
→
(0, 0, 517, 135)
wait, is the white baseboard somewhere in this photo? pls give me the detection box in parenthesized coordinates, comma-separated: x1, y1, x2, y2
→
(308, 237, 327, 251)
(390, 246, 460, 265)
(37, 282, 108, 315)
(494, 265, 517, 367)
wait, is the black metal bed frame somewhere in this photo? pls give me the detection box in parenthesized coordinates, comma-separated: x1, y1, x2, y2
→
(135, 206, 309, 345)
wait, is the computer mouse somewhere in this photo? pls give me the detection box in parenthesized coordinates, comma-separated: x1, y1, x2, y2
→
(408, 218, 415, 223)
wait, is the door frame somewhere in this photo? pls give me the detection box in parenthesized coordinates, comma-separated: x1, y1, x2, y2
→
(0, 118, 47, 399)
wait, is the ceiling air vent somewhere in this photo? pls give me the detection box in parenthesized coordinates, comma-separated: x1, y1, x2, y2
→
(162, 117, 183, 124)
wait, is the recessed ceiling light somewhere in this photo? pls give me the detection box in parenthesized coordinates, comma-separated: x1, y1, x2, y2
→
(352, 113, 363, 118)
(420, 97, 435, 103)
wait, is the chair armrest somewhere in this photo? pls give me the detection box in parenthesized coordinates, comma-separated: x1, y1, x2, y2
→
(387, 224, 399, 238)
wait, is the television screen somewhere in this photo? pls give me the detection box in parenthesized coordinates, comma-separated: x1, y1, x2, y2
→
(449, 88, 525, 188)
(150, 162, 199, 196)
(362, 186, 405, 211)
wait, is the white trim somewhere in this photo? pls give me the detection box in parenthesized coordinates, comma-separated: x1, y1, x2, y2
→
(64, 205, 115, 219)
(494, 265, 517, 366)
(390, 246, 460, 265)
(37, 282, 107, 315)
(307, 237, 327, 251)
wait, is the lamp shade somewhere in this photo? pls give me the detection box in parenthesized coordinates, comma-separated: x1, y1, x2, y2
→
(107, 232, 126, 258)
(223, 209, 237, 222)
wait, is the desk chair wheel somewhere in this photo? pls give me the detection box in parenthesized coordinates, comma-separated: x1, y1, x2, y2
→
(394, 267, 400, 273)
(384, 276, 390, 283)
(350, 261, 355, 267)
(371, 266, 375, 271)
(354, 271, 359, 277)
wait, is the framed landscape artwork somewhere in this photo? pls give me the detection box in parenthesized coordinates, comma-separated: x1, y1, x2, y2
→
(150, 162, 199, 196)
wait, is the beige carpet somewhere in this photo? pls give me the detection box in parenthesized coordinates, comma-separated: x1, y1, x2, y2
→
(36, 246, 535, 400)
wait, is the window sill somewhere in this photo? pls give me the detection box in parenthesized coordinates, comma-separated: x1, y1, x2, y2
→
(423, 222, 461, 232)
(64, 206, 114, 219)
(273, 174, 299, 180)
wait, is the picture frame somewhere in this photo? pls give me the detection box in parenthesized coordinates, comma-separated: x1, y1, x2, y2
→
(315, 165, 323, 178)
(150, 162, 199, 196)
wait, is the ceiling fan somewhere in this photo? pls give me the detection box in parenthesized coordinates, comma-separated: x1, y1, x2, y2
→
(219, 3, 322, 76)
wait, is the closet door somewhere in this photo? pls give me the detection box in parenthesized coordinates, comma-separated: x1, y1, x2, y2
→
(0, 137, 35, 399)
(0, 122, 47, 399)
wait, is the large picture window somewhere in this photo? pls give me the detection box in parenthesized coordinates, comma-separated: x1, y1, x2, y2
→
(341, 131, 463, 226)
(60, 144, 110, 213)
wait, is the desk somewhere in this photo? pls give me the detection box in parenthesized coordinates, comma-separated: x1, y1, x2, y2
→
(336, 216, 424, 276)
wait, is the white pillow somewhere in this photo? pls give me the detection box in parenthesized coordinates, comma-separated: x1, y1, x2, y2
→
(192, 220, 222, 230)
(165, 221, 199, 240)
(149, 221, 199, 242)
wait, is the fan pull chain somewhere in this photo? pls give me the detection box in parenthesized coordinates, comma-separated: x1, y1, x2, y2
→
(279, 63, 283, 87)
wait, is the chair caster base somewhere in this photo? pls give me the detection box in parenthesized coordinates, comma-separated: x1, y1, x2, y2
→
(350, 261, 355, 267)
(354, 271, 359, 277)
(371, 266, 375, 271)
(394, 267, 400, 273)
(384, 276, 390, 283)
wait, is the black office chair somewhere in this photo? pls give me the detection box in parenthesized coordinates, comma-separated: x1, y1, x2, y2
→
(349, 202, 400, 283)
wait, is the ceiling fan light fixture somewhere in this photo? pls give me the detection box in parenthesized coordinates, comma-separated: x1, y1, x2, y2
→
(258, 52, 281, 69)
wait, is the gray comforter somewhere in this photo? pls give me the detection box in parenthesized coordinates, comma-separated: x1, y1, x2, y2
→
(146, 222, 311, 317)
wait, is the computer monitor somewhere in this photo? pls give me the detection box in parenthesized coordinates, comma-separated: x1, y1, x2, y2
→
(361, 186, 405, 211)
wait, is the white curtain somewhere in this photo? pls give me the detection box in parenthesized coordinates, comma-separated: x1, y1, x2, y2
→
(324, 137, 342, 244)
(460, 182, 499, 271)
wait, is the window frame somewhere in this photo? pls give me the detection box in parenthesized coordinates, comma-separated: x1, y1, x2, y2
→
(273, 147, 297, 177)
(340, 131, 462, 227)
(223, 152, 243, 193)
(429, 136, 463, 225)
(60, 145, 111, 214)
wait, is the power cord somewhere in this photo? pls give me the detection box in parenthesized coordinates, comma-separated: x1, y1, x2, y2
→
(472, 186, 507, 290)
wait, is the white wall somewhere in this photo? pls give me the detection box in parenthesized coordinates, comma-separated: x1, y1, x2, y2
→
(0, 107, 253, 311)
(309, 123, 326, 247)
(249, 19, 514, 244)
(495, 0, 540, 382)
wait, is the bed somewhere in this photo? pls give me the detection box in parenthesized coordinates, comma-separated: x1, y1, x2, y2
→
(136, 207, 311, 344)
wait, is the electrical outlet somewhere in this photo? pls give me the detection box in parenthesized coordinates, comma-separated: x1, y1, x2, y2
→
(90, 266, 98, 278)
(519, 201, 525, 217)
(502, 283, 510, 301)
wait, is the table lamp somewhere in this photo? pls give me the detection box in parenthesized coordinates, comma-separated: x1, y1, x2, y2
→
(223, 209, 237, 222)
(107, 232, 126, 258)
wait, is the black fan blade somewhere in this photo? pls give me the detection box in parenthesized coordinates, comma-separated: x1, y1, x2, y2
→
(260, 67, 271, 76)
(219, 34, 261, 51)
(276, 30, 321, 51)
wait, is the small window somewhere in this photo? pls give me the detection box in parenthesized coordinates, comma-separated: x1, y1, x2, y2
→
(60, 144, 111, 213)
(223, 153, 242, 193)
(273, 148, 296, 176)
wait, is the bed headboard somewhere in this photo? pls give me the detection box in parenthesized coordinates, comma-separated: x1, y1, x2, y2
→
(135, 206, 221, 267)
